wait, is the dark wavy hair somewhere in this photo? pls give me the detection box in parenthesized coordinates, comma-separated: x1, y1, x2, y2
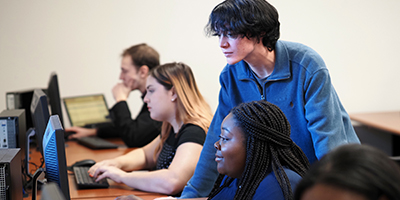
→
(294, 144, 400, 200)
(208, 100, 310, 200)
(205, 0, 280, 51)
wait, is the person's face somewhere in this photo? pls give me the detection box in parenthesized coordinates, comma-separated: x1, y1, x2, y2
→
(143, 76, 176, 122)
(301, 184, 369, 200)
(218, 33, 259, 65)
(119, 55, 143, 91)
(214, 113, 246, 178)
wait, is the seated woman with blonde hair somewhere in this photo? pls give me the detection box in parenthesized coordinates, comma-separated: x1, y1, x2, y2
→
(88, 62, 213, 196)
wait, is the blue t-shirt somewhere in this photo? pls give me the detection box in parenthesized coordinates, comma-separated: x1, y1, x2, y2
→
(211, 168, 302, 200)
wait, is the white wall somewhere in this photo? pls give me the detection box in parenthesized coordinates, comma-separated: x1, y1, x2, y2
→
(1, 0, 399, 128)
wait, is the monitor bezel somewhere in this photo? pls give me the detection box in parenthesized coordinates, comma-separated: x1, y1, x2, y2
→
(30, 89, 50, 155)
(47, 72, 64, 127)
(42, 115, 70, 200)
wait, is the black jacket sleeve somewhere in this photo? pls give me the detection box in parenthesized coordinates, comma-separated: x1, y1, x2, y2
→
(97, 101, 162, 147)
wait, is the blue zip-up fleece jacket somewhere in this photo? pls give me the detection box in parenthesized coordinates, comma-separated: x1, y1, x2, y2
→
(180, 40, 360, 198)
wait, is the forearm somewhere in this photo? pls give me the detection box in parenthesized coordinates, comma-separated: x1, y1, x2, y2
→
(113, 148, 148, 171)
(180, 134, 219, 198)
(122, 169, 186, 195)
(120, 142, 204, 196)
(304, 70, 360, 158)
(96, 124, 118, 138)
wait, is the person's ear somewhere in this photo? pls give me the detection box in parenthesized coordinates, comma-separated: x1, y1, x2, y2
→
(254, 32, 266, 44)
(170, 87, 178, 102)
(138, 65, 149, 78)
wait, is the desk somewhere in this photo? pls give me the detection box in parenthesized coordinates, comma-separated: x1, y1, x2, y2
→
(350, 111, 400, 156)
(350, 111, 400, 135)
(26, 138, 167, 200)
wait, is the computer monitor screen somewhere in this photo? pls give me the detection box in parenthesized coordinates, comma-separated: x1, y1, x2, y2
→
(42, 115, 70, 200)
(30, 89, 50, 155)
(47, 72, 64, 127)
(63, 94, 111, 127)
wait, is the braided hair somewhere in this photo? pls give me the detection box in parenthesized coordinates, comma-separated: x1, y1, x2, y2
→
(208, 100, 310, 200)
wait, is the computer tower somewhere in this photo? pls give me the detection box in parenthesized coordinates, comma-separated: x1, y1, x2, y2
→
(0, 149, 22, 200)
(0, 109, 30, 181)
(0, 109, 26, 149)
(6, 89, 39, 131)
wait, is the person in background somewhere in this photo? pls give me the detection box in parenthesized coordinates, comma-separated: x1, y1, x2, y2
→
(66, 43, 162, 147)
(180, 0, 360, 198)
(294, 144, 400, 200)
(208, 100, 309, 200)
(88, 62, 213, 195)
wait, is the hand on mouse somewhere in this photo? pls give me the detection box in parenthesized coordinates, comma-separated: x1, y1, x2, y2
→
(65, 127, 97, 139)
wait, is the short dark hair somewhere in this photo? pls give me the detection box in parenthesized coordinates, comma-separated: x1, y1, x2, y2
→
(205, 0, 280, 51)
(294, 144, 400, 200)
(121, 43, 160, 70)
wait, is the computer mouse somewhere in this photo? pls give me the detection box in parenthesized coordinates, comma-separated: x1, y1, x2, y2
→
(72, 159, 96, 168)
(64, 131, 77, 141)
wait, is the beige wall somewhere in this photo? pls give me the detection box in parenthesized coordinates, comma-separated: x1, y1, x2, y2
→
(1, 0, 399, 128)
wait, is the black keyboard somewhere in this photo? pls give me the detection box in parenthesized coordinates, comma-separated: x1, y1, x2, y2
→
(73, 166, 109, 189)
(76, 136, 119, 149)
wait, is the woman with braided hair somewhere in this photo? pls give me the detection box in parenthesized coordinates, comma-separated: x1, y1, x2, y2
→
(208, 100, 310, 200)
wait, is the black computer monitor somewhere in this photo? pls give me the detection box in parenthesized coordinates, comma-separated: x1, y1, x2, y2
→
(42, 115, 70, 200)
(30, 89, 50, 155)
(47, 72, 64, 127)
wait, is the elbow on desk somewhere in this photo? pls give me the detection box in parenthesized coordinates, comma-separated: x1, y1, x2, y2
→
(157, 177, 186, 195)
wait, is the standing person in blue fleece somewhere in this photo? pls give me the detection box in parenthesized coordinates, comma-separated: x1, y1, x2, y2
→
(179, 0, 360, 198)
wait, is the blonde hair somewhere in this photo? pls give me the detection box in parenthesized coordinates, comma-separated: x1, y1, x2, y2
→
(150, 62, 213, 157)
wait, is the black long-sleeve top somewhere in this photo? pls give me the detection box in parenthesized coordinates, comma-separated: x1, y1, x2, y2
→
(96, 100, 162, 147)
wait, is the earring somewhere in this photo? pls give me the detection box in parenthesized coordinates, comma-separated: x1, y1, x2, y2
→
(171, 98, 175, 102)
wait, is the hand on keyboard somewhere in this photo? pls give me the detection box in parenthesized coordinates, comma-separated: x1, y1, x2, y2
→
(90, 165, 126, 184)
(73, 166, 109, 189)
(88, 159, 120, 177)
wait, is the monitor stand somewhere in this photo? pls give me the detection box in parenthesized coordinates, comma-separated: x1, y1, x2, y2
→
(25, 128, 36, 177)
(31, 168, 45, 200)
